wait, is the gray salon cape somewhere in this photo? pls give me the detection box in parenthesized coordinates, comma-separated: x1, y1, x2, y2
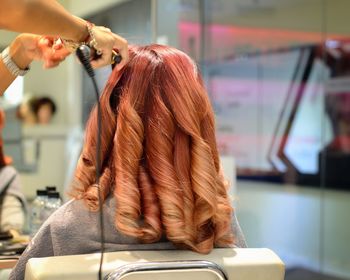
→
(9, 195, 247, 280)
(0, 166, 27, 231)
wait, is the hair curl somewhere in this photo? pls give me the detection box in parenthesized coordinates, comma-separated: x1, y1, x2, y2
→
(71, 44, 234, 253)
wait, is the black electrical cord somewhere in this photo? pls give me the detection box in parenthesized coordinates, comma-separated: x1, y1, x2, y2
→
(76, 45, 105, 280)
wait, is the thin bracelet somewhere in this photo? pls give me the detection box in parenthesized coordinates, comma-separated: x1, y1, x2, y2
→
(60, 21, 100, 53)
(86, 22, 102, 55)
(1, 47, 30, 77)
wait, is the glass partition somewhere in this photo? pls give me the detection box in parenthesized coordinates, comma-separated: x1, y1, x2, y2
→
(322, 1, 350, 278)
(155, 0, 349, 279)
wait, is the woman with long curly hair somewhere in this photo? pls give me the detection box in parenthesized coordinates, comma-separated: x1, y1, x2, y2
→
(10, 44, 246, 280)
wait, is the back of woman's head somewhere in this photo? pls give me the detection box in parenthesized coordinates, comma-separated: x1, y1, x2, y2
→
(72, 44, 234, 253)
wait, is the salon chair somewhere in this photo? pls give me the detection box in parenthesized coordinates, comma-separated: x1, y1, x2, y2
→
(25, 248, 285, 280)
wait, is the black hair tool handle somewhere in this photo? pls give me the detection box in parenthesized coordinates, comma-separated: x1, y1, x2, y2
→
(76, 45, 122, 73)
(93, 50, 122, 67)
(76, 45, 95, 78)
(75, 43, 106, 280)
(111, 50, 122, 65)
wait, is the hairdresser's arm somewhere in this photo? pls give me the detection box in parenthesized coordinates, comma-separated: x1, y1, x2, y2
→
(0, 0, 88, 42)
(0, 34, 69, 95)
(0, 0, 128, 69)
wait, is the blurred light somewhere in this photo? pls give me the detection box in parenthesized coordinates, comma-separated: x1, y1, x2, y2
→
(326, 39, 340, 49)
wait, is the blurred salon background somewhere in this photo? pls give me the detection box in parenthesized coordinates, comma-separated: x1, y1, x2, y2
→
(1, 0, 350, 279)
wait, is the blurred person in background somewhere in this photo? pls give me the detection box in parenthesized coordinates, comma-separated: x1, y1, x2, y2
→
(33, 97, 57, 125)
(0, 110, 27, 234)
(17, 96, 57, 125)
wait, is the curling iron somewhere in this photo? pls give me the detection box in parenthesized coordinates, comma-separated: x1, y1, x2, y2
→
(76, 45, 122, 280)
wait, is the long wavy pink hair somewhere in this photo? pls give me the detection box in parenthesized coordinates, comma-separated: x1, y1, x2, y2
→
(72, 44, 234, 254)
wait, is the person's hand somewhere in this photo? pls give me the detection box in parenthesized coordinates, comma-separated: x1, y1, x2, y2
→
(9, 34, 70, 70)
(89, 26, 128, 70)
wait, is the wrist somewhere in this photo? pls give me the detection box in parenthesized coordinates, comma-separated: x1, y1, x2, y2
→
(1, 38, 31, 77)
(60, 21, 96, 52)
(71, 17, 90, 43)
(9, 38, 32, 70)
